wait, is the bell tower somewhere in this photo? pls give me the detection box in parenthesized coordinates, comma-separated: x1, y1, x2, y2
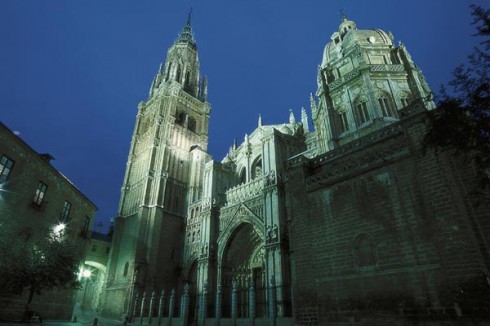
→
(101, 14, 211, 318)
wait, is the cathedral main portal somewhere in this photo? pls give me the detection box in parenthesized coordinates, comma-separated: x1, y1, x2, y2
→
(220, 222, 266, 318)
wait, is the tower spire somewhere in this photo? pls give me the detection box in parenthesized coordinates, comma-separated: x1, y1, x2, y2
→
(187, 8, 192, 26)
(176, 10, 196, 47)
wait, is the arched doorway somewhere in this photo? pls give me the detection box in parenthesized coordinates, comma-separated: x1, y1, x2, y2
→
(220, 223, 265, 318)
(74, 261, 107, 317)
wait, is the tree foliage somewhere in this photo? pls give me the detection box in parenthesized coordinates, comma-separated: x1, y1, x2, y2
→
(0, 218, 81, 304)
(424, 5, 490, 196)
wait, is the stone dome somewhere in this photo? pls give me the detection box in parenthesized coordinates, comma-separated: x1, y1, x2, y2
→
(321, 18, 394, 68)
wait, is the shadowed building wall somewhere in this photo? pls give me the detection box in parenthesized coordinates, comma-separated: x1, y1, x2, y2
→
(0, 122, 97, 321)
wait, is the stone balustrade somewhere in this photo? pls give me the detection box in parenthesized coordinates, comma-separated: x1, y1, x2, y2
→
(224, 176, 264, 206)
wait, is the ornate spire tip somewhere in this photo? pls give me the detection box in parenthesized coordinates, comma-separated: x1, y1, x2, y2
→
(187, 8, 193, 26)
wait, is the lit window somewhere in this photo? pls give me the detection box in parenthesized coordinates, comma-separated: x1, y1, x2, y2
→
(356, 101, 370, 124)
(32, 181, 48, 206)
(61, 201, 72, 222)
(0, 155, 14, 182)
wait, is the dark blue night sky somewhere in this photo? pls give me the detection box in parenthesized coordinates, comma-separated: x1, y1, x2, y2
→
(0, 0, 485, 231)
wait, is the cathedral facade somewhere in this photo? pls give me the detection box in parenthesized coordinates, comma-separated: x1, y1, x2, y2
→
(100, 16, 490, 325)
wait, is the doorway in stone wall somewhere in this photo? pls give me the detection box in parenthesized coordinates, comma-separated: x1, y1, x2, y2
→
(187, 261, 198, 325)
(220, 222, 265, 318)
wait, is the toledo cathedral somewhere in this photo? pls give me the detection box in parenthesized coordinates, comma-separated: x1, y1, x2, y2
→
(98, 14, 490, 326)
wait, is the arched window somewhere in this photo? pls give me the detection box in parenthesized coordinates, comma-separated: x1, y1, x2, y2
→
(354, 234, 377, 272)
(239, 168, 246, 184)
(165, 62, 172, 81)
(185, 71, 191, 89)
(188, 117, 197, 132)
(399, 92, 410, 108)
(355, 99, 370, 125)
(175, 111, 186, 126)
(123, 262, 129, 277)
(176, 65, 182, 83)
(378, 95, 396, 118)
(251, 157, 262, 180)
(336, 107, 349, 133)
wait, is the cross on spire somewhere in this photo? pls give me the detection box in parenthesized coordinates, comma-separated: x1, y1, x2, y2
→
(339, 8, 347, 22)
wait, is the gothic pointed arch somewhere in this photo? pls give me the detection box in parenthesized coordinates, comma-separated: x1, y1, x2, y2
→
(165, 62, 172, 81)
(217, 210, 264, 261)
(176, 64, 182, 83)
(397, 90, 411, 108)
(353, 94, 370, 126)
(353, 233, 378, 272)
(375, 89, 397, 118)
(251, 155, 262, 180)
(238, 166, 246, 184)
(218, 222, 265, 317)
(335, 104, 350, 134)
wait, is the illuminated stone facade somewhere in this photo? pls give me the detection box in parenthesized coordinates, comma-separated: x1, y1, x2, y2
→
(100, 16, 490, 325)
(312, 16, 434, 154)
(100, 17, 211, 318)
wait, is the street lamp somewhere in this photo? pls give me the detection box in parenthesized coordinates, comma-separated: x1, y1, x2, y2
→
(53, 223, 66, 238)
(81, 269, 92, 278)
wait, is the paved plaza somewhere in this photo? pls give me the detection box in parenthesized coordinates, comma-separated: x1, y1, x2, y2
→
(0, 307, 123, 326)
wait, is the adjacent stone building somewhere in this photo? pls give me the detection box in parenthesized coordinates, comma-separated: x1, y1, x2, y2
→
(0, 122, 97, 321)
(100, 15, 490, 325)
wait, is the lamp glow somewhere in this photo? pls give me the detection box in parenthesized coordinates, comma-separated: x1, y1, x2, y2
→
(81, 269, 92, 278)
(53, 223, 65, 237)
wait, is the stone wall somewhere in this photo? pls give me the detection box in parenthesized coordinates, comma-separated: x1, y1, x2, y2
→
(286, 112, 490, 325)
(0, 123, 97, 321)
